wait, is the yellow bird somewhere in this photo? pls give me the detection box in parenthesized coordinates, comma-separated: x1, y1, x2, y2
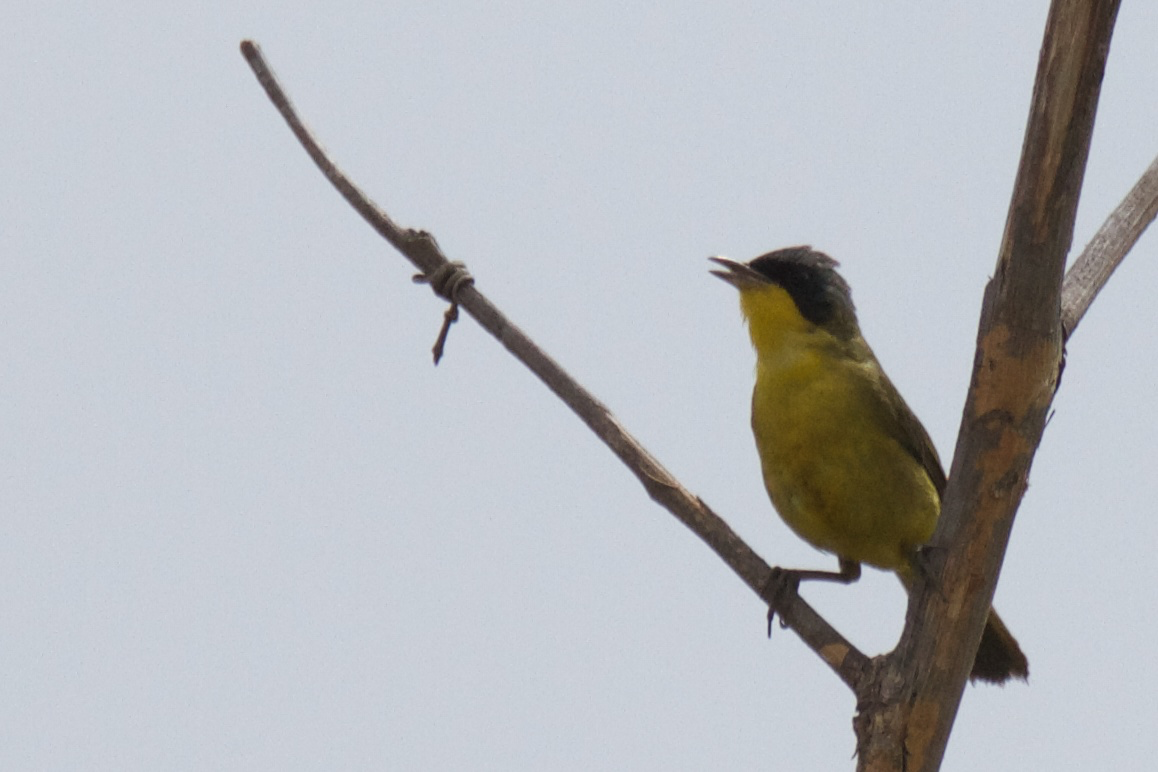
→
(711, 246, 1027, 683)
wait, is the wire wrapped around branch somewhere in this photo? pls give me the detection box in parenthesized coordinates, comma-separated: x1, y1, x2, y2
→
(412, 261, 475, 364)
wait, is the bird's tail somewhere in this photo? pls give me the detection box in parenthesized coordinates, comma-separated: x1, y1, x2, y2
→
(971, 607, 1029, 684)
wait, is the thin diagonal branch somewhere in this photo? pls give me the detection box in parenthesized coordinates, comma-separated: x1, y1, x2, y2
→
(239, 42, 422, 267)
(239, 39, 869, 690)
(1061, 153, 1158, 339)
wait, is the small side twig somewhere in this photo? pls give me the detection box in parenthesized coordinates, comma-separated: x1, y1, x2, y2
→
(239, 39, 869, 690)
(1061, 153, 1158, 339)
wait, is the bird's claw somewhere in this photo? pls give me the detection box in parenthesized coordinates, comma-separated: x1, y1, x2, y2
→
(912, 545, 946, 599)
(762, 567, 801, 637)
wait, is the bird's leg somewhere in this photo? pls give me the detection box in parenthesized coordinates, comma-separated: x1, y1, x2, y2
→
(763, 559, 861, 635)
(781, 558, 862, 585)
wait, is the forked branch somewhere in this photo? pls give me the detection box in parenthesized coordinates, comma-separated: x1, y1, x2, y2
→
(240, 15, 1158, 766)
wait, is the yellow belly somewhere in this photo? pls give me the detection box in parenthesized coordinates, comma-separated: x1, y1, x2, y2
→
(751, 346, 938, 573)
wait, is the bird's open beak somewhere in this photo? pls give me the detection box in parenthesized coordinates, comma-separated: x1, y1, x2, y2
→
(709, 256, 769, 289)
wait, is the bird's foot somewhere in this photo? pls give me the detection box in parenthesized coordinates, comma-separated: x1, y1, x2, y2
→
(761, 567, 802, 637)
(912, 545, 948, 601)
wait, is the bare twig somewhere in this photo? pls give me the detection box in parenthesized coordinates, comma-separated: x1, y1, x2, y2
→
(239, 39, 869, 690)
(1061, 153, 1158, 339)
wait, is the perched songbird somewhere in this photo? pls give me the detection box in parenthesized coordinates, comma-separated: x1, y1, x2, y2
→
(711, 246, 1027, 683)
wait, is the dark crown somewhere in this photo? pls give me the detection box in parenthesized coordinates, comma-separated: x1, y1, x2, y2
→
(748, 246, 858, 337)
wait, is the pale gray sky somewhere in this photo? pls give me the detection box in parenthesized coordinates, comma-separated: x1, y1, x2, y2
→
(4, 2, 1157, 770)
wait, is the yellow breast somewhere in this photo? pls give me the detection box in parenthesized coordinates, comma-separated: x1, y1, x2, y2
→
(740, 284, 938, 573)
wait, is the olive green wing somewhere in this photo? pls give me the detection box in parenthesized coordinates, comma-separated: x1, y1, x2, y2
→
(833, 335, 948, 499)
(873, 368, 947, 499)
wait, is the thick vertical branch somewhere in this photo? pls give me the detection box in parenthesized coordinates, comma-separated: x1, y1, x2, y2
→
(854, 2, 1121, 771)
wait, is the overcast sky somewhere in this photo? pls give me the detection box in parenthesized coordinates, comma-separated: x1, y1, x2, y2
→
(4, 2, 1157, 770)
